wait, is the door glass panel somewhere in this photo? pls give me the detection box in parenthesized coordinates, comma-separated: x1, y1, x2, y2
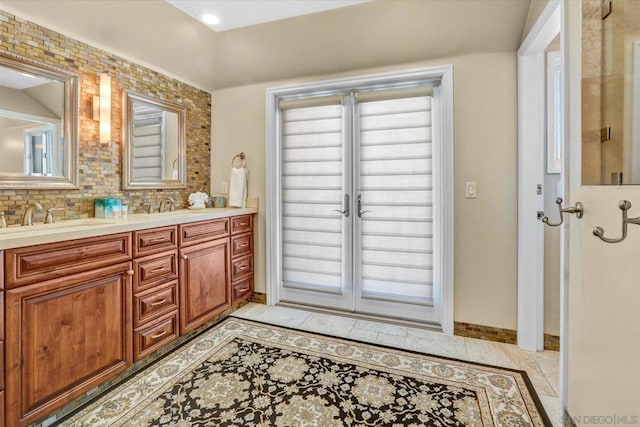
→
(281, 103, 346, 295)
(356, 96, 435, 308)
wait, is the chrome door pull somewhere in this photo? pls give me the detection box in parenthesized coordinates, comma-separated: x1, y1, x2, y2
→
(357, 194, 371, 218)
(333, 194, 350, 217)
(541, 198, 584, 227)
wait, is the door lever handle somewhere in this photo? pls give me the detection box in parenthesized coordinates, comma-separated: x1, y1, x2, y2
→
(332, 194, 350, 217)
(357, 194, 371, 218)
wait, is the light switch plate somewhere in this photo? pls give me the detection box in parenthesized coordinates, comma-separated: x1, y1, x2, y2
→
(221, 181, 229, 194)
(465, 182, 477, 199)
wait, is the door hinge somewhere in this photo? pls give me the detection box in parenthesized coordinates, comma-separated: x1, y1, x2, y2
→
(537, 211, 545, 220)
(537, 184, 542, 195)
(601, 126, 611, 142)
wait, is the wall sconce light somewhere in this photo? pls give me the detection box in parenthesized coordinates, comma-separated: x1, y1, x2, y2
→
(92, 72, 111, 146)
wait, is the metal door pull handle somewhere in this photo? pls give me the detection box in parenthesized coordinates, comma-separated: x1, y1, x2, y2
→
(332, 194, 350, 217)
(541, 198, 583, 227)
(357, 194, 371, 218)
(150, 298, 167, 306)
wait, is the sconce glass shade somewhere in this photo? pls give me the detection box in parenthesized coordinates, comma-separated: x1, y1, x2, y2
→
(98, 72, 111, 145)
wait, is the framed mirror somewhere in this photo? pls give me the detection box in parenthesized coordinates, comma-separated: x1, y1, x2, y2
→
(582, 0, 640, 185)
(122, 91, 187, 190)
(0, 51, 79, 189)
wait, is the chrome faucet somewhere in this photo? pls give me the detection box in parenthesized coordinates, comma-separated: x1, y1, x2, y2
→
(45, 207, 64, 224)
(22, 202, 44, 226)
(159, 197, 176, 213)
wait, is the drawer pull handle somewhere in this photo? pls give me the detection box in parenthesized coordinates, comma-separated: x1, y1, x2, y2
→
(238, 243, 249, 248)
(236, 222, 248, 227)
(238, 264, 248, 271)
(127, 270, 134, 276)
(150, 298, 167, 307)
(150, 329, 167, 339)
(237, 287, 249, 292)
(148, 237, 169, 244)
(149, 266, 166, 273)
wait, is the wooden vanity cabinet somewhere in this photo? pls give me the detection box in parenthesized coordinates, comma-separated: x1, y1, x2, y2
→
(230, 215, 255, 304)
(132, 226, 180, 361)
(0, 213, 254, 426)
(178, 218, 231, 335)
(5, 262, 133, 427)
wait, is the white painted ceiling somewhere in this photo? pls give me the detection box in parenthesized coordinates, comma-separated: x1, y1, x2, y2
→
(0, 0, 532, 91)
(166, 0, 371, 32)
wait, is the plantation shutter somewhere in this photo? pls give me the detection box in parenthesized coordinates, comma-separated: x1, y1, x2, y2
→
(280, 95, 346, 293)
(356, 86, 435, 305)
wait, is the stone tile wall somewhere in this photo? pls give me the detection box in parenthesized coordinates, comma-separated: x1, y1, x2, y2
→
(0, 10, 211, 225)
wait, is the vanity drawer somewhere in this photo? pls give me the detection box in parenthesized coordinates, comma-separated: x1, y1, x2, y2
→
(134, 280, 179, 327)
(5, 233, 131, 288)
(232, 277, 253, 303)
(133, 250, 178, 292)
(231, 232, 253, 258)
(231, 215, 253, 235)
(134, 311, 178, 361)
(133, 226, 177, 257)
(179, 219, 229, 247)
(231, 254, 253, 282)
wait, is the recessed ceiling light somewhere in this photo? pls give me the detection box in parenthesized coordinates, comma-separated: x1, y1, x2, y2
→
(200, 13, 221, 26)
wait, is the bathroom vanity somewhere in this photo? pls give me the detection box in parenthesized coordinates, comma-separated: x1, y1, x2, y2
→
(0, 209, 256, 426)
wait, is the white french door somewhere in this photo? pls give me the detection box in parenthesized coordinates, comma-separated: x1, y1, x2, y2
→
(353, 90, 439, 322)
(268, 68, 453, 330)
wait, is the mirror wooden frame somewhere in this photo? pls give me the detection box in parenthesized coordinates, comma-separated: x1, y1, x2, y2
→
(0, 51, 79, 189)
(121, 90, 187, 190)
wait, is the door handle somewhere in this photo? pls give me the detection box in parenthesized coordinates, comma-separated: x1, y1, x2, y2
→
(357, 194, 371, 218)
(332, 194, 350, 217)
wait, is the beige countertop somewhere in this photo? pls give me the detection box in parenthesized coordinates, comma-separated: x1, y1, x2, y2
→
(0, 207, 258, 250)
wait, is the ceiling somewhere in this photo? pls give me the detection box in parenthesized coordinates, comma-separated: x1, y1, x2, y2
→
(166, 0, 371, 32)
(0, 0, 532, 91)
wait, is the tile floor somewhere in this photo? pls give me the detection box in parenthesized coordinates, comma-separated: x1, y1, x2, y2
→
(233, 303, 562, 426)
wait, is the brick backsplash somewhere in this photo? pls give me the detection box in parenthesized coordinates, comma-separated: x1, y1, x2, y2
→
(0, 10, 211, 225)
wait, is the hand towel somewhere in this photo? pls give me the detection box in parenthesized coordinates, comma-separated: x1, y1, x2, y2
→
(228, 167, 247, 208)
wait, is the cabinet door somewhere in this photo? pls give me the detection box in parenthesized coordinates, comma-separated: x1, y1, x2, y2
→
(5, 262, 133, 427)
(179, 237, 230, 335)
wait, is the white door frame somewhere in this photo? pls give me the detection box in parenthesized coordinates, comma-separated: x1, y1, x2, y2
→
(517, 0, 561, 352)
(265, 66, 455, 334)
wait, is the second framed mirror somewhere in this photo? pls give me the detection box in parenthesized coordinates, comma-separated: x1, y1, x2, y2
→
(122, 91, 186, 190)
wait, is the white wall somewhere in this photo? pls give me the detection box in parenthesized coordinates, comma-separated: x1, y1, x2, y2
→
(212, 52, 519, 330)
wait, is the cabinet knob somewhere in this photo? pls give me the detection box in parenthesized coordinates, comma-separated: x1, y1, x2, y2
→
(182, 254, 188, 260)
(127, 270, 134, 276)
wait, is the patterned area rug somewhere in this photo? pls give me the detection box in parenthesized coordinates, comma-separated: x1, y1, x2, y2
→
(61, 318, 550, 426)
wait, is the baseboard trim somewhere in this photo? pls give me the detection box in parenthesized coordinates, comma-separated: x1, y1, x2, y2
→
(544, 333, 560, 351)
(455, 321, 560, 351)
(454, 321, 518, 344)
(250, 292, 267, 304)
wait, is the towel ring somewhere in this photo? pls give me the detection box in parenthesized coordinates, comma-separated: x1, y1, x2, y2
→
(232, 152, 247, 168)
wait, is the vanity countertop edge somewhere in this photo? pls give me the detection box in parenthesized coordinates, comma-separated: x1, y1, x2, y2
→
(0, 207, 258, 250)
